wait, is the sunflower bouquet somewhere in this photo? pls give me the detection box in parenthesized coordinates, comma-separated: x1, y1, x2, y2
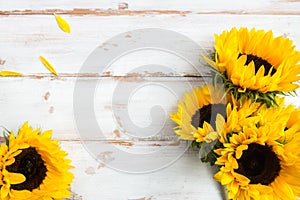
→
(170, 27, 300, 200)
(0, 122, 74, 200)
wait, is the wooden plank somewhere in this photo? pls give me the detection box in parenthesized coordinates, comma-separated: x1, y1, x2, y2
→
(0, 0, 300, 14)
(0, 2, 299, 199)
(0, 15, 299, 76)
(1, 76, 299, 140)
(0, 76, 209, 140)
(62, 141, 223, 200)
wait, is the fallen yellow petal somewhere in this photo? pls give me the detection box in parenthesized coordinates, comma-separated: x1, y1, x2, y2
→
(54, 13, 71, 33)
(39, 56, 58, 76)
(0, 71, 23, 76)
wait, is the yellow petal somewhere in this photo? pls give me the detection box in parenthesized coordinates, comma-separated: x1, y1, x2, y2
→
(214, 170, 224, 182)
(202, 54, 218, 69)
(215, 114, 226, 133)
(41, 130, 53, 139)
(39, 56, 58, 76)
(238, 87, 246, 93)
(8, 149, 22, 159)
(221, 172, 235, 185)
(271, 178, 295, 199)
(229, 180, 240, 195)
(5, 158, 16, 166)
(54, 13, 71, 33)
(0, 71, 23, 76)
(236, 144, 248, 159)
(233, 172, 250, 185)
(1, 185, 9, 199)
(204, 131, 218, 143)
(6, 172, 26, 184)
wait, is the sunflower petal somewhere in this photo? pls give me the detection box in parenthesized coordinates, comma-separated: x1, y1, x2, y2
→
(272, 178, 295, 199)
(0, 71, 23, 76)
(235, 144, 248, 159)
(54, 13, 71, 33)
(39, 56, 58, 76)
(6, 172, 26, 184)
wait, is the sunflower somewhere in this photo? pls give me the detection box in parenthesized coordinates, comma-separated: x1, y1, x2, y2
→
(205, 27, 300, 107)
(256, 97, 300, 144)
(169, 84, 261, 141)
(196, 96, 261, 165)
(170, 84, 227, 142)
(0, 122, 74, 200)
(214, 119, 300, 199)
(217, 96, 261, 144)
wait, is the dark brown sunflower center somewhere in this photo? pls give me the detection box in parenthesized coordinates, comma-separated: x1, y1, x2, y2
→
(235, 143, 281, 185)
(191, 103, 226, 130)
(6, 147, 47, 191)
(239, 54, 276, 76)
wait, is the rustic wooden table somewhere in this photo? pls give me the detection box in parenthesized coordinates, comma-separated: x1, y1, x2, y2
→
(0, 1, 300, 199)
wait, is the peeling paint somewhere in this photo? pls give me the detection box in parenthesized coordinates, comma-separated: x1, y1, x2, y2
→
(1, 9, 299, 16)
(0, 60, 6, 65)
(97, 151, 115, 163)
(106, 140, 133, 146)
(32, 75, 44, 79)
(102, 71, 111, 76)
(49, 106, 54, 113)
(0, 9, 191, 16)
(44, 91, 50, 101)
(85, 166, 96, 175)
(128, 197, 153, 200)
(150, 143, 161, 146)
(97, 163, 106, 169)
(113, 129, 121, 137)
(118, 2, 129, 10)
(113, 76, 145, 82)
(103, 105, 112, 110)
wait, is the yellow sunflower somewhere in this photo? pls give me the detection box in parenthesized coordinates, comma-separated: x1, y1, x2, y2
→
(217, 96, 261, 144)
(0, 122, 74, 200)
(214, 121, 300, 199)
(170, 84, 227, 142)
(257, 97, 300, 144)
(205, 27, 300, 107)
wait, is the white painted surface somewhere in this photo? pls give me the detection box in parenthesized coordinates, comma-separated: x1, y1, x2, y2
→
(0, 0, 300, 13)
(0, 15, 299, 76)
(0, 1, 300, 199)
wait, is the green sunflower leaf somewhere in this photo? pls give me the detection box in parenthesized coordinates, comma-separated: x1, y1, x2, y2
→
(1, 126, 11, 146)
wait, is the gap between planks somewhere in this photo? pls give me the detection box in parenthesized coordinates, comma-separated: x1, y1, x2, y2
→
(0, 73, 211, 79)
(1, 9, 300, 16)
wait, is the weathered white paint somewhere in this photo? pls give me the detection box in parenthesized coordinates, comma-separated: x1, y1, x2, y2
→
(62, 141, 223, 200)
(0, 15, 299, 76)
(0, 76, 209, 140)
(0, 0, 300, 14)
(1, 1, 300, 200)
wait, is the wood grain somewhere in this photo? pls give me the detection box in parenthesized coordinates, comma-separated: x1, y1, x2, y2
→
(1, 9, 300, 16)
(62, 141, 223, 200)
(1, 1, 300, 199)
(0, 76, 208, 140)
(1, 0, 300, 14)
(0, 15, 299, 76)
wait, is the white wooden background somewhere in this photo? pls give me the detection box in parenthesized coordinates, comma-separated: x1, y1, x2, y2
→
(1, 1, 300, 199)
